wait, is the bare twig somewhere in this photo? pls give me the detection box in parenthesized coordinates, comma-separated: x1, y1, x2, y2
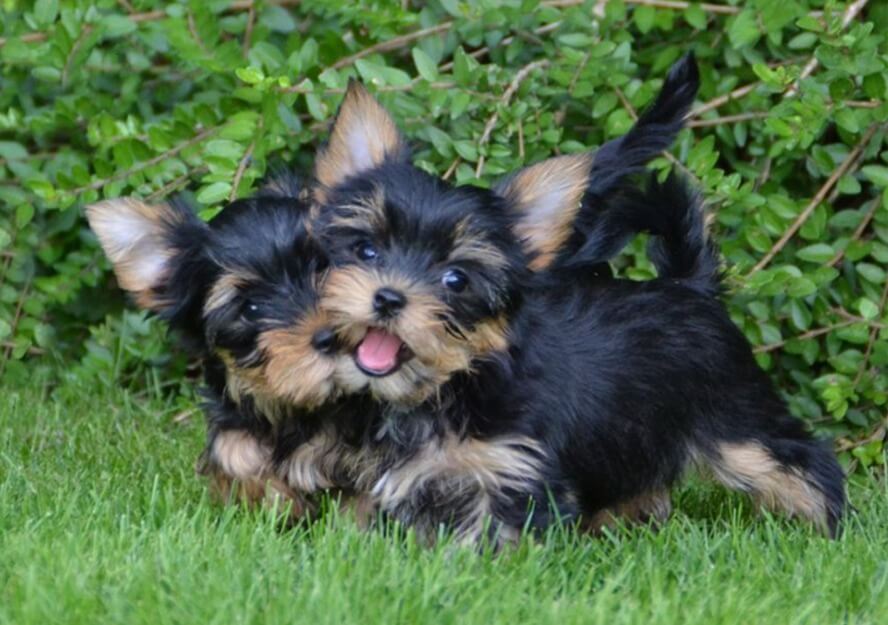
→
(546, 0, 740, 13)
(827, 199, 880, 268)
(753, 320, 858, 354)
(0, 276, 32, 375)
(146, 165, 209, 202)
(229, 136, 258, 202)
(0, 0, 300, 47)
(242, 1, 256, 56)
(61, 28, 89, 87)
(330, 23, 452, 70)
(853, 278, 888, 386)
(692, 82, 759, 117)
(836, 423, 886, 453)
(687, 111, 769, 127)
(442, 158, 461, 181)
(71, 127, 218, 196)
(748, 124, 880, 275)
(475, 59, 550, 177)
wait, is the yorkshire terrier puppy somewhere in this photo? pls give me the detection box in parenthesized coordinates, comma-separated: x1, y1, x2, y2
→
(306, 55, 845, 544)
(86, 176, 345, 518)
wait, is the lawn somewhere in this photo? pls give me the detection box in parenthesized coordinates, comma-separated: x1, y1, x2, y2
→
(1, 382, 886, 625)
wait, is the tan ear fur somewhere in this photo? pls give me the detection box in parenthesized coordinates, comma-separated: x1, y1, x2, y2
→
(495, 153, 593, 270)
(85, 198, 182, 309)
(314, 81, 406, 201)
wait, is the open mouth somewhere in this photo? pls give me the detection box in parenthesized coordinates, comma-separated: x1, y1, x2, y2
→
(354, 327, 414, 377)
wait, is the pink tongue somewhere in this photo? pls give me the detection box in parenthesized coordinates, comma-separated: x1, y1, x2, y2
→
(356, 328, 403, 374)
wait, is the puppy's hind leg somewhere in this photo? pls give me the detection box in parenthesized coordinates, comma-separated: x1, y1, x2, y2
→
(699, 434, 845, 537)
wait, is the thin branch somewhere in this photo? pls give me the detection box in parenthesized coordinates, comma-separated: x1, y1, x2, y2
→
(229, 137, 258, 202)
(827, 199, 880, 267)
(61, 28, 90, 87)
(546, 0, 740, 13)
(0, 0, 300, 47)
(0, 341, 45, 356)
(475, 59, 550, 177)
(146, 165, 209, 202)
(0, 276, 32, 375)
(71, 126, 218, 196)
(836, 423, 886, 453)
(853, 277, 888, 386)
(687, 111, 769, 127)
(748, 124, 880, 275)
(330, 23, 452, 70)
(691, 82, 759, 117)
(753, 320, 858, 354)
(442, 158, 461, 181)
(242, 1, 256, 56)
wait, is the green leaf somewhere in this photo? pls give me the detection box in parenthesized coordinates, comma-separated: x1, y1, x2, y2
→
(0, 227, 11, 250)
(235, 66, 265, 84)
(412, 47, 438, 82)
(728, 10, 761, 49)
(453, 140, 478, 162)
(790, 299, 812, 331)
(835, 109, 859, 134)
(33, 0, 59, 26)
(633, 5, 656, 34)
(796, 243, 835, 263)
(856, 262, 886, 285)
(856, 298, 879, 320)
(100, 15, 137, 38)
(861, 165, 888, 187)
(196, 182, 232, 205)
(787, 277, 817, 297)
(0, 318, 11, 340)
(260, 5, 296, 32)
(684, 4, 707, 29)
(0, 141, 28, 160)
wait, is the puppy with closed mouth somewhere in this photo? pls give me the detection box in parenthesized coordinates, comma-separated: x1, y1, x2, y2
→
(307, 54, 845, 546)
(86, 174, 356, 519)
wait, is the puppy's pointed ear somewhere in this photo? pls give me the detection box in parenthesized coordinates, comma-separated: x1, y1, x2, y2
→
(86, 198, 205, 310)
(494, 153, 593, 271)
(314, 80, 408, 200)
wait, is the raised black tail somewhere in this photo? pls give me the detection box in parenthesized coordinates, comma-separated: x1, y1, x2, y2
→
(553, 53, 700, 272)
(561, 173, 722, 296)
(585, 52, 699, 199)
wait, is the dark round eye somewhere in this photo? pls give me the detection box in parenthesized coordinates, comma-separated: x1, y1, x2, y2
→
(355, 241, 379, 262)
(442, 268, 468, 293)
(241, 301, 262, 322)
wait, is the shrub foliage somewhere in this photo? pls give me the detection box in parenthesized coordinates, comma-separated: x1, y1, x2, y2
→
(1, 0, 886, 469)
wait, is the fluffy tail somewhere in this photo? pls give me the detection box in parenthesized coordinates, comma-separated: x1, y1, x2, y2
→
(585, 52, 699, 199)
(562, 174, 722, 295)
(554, 53, 700, 271)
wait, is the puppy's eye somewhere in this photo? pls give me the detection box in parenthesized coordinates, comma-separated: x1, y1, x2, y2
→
(241, 301, 262, 322)
(442, 268, 468, 293)
(354, 241, 379, 262)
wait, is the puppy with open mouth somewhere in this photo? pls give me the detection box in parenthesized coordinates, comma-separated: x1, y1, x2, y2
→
(306, 54, 845, 546)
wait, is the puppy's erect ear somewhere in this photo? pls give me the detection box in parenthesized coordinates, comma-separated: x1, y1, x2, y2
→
(314, 80, 408, 200)
(494, 153, 593, 271)
(86, 198, 205, 310)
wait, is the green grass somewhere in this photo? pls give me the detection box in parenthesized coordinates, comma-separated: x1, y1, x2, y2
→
(1, 382, 886, 625)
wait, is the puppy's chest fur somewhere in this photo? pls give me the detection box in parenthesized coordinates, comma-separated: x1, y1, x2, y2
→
(273, 396, 546, 523)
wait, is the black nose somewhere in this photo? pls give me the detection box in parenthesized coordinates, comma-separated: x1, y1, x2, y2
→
(373, 287, 407, 318)
(310, 328, 338, 354)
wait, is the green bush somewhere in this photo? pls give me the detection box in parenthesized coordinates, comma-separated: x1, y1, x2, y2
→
(1, 0, 886, 470)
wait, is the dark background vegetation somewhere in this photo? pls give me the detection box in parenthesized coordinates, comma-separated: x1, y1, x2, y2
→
(1, 0, 886, 472)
